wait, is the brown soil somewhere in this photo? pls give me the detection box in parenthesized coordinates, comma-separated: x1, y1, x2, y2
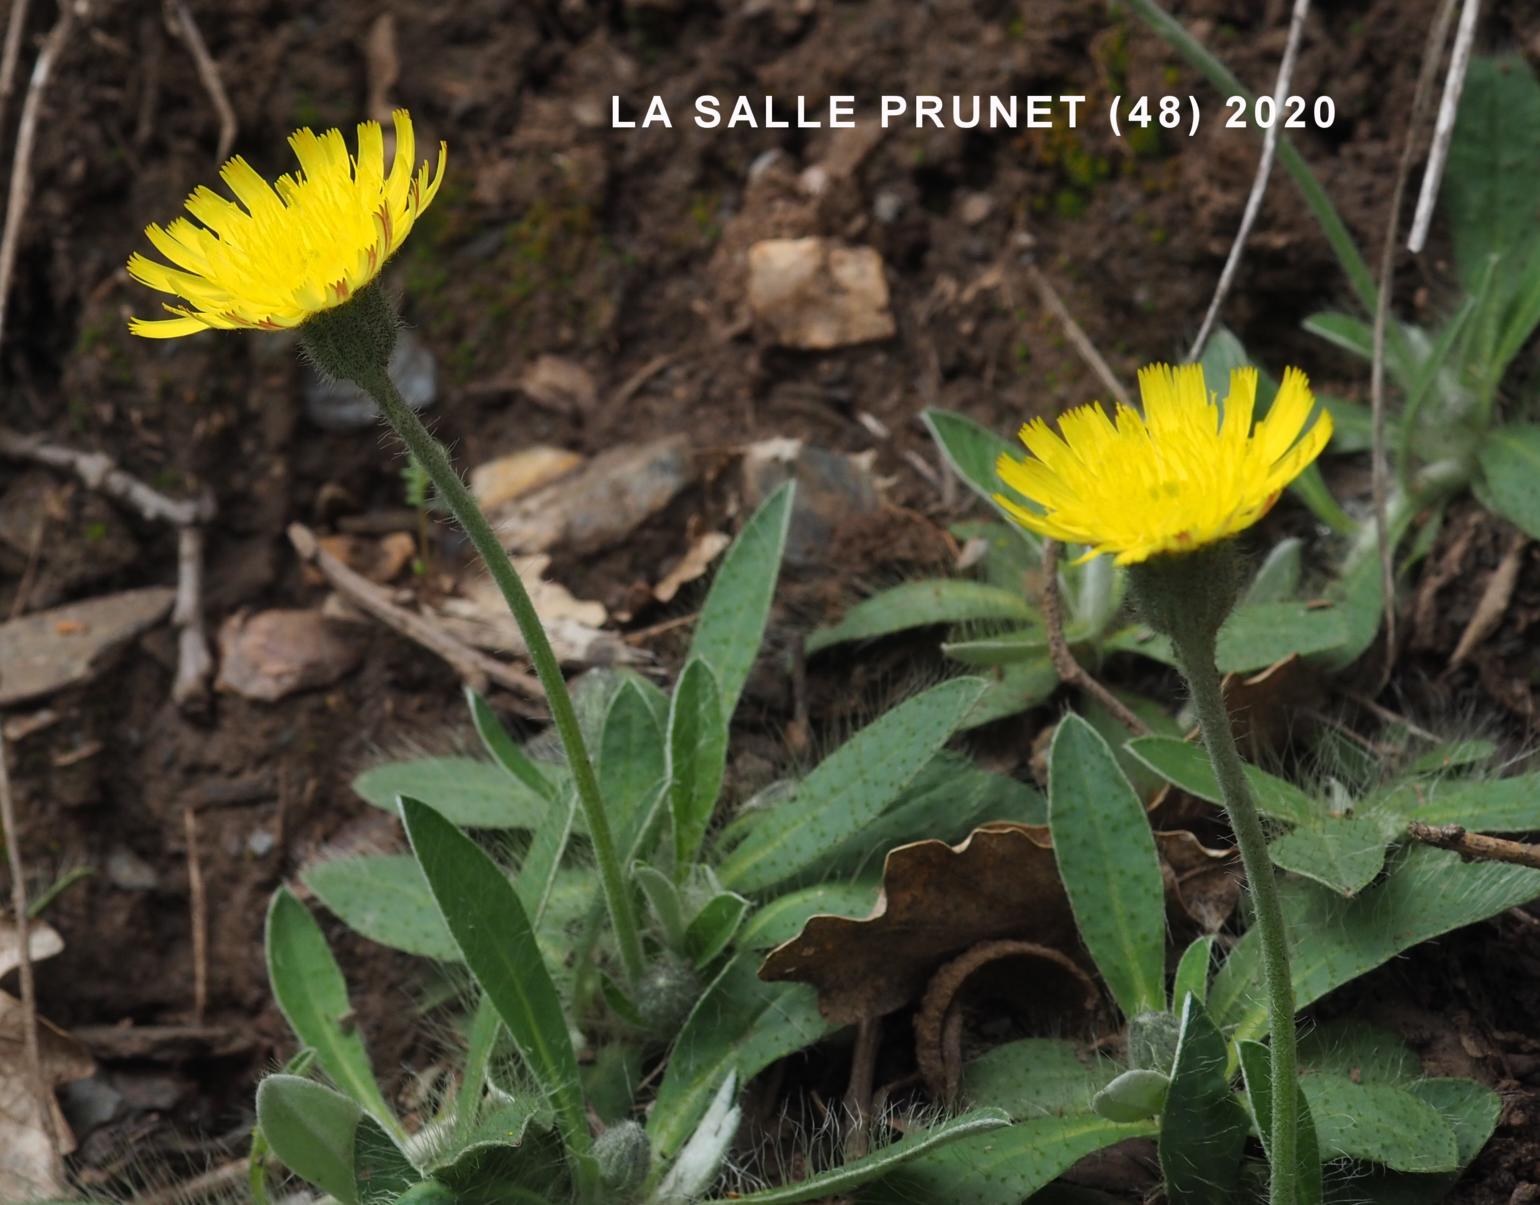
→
(4, 0, 1540, 1200)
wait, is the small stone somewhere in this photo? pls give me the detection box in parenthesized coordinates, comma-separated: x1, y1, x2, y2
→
(215, 609, 364, 702)
(247, 829, 277, 858)
(492, 435, 694, 556)
(959, 192, 995, 225)
(741, 439, 880, 566)
(0, 587, 174, 706)
(303, 327, 436, 430)
(747, 238, 895, 349)
(518, 355, 598, 416)
(470, 446, 585, 511)
(106, 847, 159, 891)
(872, 190, 904, 224)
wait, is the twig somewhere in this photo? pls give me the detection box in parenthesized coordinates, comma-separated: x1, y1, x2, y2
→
(137, 1158, 249, 1205)
(1408, 0, 1483, 254)
(163, 0, 235, 165)
(1369, 0, 1460, 678)
(0, 725, 64, 1185)
(843, 1017, 881, 1161)
(1021, 263, 1132, 410)
(183, 805, 207, 1024)
(0, 425, 217, 705)
(172, 524, 212, 706)
(1407, 821, 1540, 871)
(0, 0, 33, 134)
(1343, 690, 1441, 743)
(7, 509, 46, 620)
(1187, 0, 1312, 362)
(1043, 542, 1151, 735)
(0, 425, 213, 526)
(287, 522, 546, 709)
(0, 1, 76, 353)
(1449, 528, 1526, 667)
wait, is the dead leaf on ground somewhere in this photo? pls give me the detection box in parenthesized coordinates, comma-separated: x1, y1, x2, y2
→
(0, 919, 64, 980)
(469, 446, 585, 512)
(0, 920, 93, 1201)
(759, 823, 1080, 1024)
(1156, 830, 1239, 932)
(315, 532, 416, 585)
(1223, 653, 1325, 760)
(916, 938, 1098, 1102)
(438, 559, 640, 667)
(654, 531, 730, 603)
(1450, 530, 1528, 667)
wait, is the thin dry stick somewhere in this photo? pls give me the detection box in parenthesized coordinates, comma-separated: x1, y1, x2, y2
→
(0, 726, 64, 1183)
(172, 524, 212, 706)
(0, 1, 75, 352)
(164, 0, 235, 165)
(1022, 262, 1132, 410)
(842, 1017, 881, 1161)
(1370, 0, 1460, 674)
(1408, 0, 1483, 254)
(183, 805, 207, 1024)
(1043, 541, 1151, 735)
(1407, 821, 1540, 871)
(0, 425, 214, 526)
(287, 522, 546, 707)
(0, 0, 33, 133)
(1187, 0, 1312, 361)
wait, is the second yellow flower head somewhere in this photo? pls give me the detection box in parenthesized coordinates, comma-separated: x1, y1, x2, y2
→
(996, 363, 1332, 565)
(127, 109, 445, 338)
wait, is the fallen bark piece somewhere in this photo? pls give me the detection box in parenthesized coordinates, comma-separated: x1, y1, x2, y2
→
(0, 587, 174, 706)
(747, 237, 895, 349)
(440, 560, 639, 667)
(215, 609, 364, 702)
(518, 355, 598, 416)
(492, 434, 694, 555)
(654, 531, 730, 603)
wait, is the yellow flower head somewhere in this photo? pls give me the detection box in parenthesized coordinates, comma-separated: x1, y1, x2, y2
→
(127, 109, 445, 338)
(996, 363, 1332, 565)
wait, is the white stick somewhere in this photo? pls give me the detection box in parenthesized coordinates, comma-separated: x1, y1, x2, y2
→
(1187, 0, 1312, 363)
(1407, 0, 1481, 254)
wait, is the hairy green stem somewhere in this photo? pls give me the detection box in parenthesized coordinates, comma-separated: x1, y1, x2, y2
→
(360, 366, 646, 987)
(1173, 623, 1298, 1205)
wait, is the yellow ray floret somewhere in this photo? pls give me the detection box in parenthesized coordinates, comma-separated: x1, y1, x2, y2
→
(127, 109, 445, 338)
(995, 363, 1332, 565)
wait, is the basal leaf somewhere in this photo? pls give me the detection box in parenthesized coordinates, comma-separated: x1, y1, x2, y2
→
(1159, 996, 1248, 1205)
(354, 757, 548, 830)
(265, 889, 397, 1130)
(669, 659, 729, 869)
(256, 1075, 362, 1205)
(717, 678, 984, 892)
(1049, 716, 1167, 1017)
(808, 580, 1035, 654)
(302, 855, 459, 962)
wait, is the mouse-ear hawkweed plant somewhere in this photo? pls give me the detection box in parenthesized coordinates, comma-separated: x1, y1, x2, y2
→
(126, 111, 646, 988)
(998, 362, 1333, 1205)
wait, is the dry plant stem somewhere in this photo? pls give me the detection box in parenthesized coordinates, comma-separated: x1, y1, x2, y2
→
(0, 726, 64, 1180)
(1173, 623, 1297, 1205)
(173, 524, 212, 706)
(183, 806, 207, 1024)
(358, 368, 646, 986)
(163, 0, 236, 164)
(1042, 542, 1150, 735)
(287, 522, 546, 710)
(1408, 0, 1482, 254)
(1370, 0, 1460, 673)
(1023, 262, 1132, 410)
(0, 0, 75, 351)
(843, 1017, 880, 1161)
(1407, 822, 1540, 871)
(1186, 0, 1311, 362)
(0, 425, 214, 526)
(0, 0, 32, 132)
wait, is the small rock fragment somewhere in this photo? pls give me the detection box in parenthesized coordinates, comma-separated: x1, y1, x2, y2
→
(105, 848, 160, 892)
(519, 356, 598, 416)
(470, 446, 585, 511)
(0, 587, 175, 706)
(741, 439, 881, 566)
(492, 435, 694, 556)
(215, 609, 364, 702)
(747, 238, 895, 349)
